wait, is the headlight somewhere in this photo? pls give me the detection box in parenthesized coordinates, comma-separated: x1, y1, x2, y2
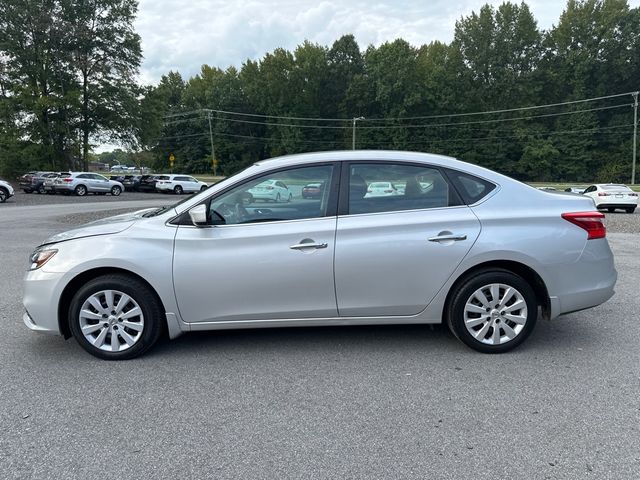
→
(29, 248, 58, 270)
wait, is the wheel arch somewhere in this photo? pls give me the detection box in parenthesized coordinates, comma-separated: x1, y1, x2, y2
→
(58, 267, 169, 339)
(443, 260, 551, 322)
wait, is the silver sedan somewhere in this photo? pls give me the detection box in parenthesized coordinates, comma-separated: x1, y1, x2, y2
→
(23, 151, 616, 359)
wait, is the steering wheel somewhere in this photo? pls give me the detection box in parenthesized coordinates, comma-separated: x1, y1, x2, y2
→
(216, 201, 249, 223)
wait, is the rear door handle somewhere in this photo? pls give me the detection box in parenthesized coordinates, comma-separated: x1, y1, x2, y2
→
(428, 234, 467, 242)
(290, 242, 328, 250)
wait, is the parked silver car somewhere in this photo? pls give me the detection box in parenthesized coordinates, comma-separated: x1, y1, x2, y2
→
(23, 151, 616, 359)
(53, 172, 124, 196)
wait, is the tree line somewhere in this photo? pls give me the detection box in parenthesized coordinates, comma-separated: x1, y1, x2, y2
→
(2, 0, 639, 182)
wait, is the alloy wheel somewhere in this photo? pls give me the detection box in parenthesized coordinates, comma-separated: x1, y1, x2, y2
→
(78, 290, 145, 352)
(463, 283, 528, 345)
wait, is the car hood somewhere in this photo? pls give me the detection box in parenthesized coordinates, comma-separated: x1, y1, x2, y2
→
(41, 207, 157, 246)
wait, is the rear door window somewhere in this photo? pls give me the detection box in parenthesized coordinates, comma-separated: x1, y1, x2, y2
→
(346, 163, 462, 215)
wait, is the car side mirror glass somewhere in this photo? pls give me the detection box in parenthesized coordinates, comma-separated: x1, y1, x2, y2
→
(188, 204, 208, 227)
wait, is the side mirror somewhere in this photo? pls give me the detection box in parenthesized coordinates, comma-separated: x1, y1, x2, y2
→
(188, 204, 208, 227)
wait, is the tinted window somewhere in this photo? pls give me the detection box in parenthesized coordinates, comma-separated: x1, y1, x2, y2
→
(209, 165, 334, 225)
(174, 176, 190, 181)
(348, 163, 461, 215)
(445, 169, 496, 204)
(77, 174, 90, 179)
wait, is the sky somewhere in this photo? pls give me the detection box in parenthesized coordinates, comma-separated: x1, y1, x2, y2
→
(133, 0, 639, 84)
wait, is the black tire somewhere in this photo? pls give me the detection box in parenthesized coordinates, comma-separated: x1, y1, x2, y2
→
(607, 207, 615, 213)
(287, 193, 292, 202)
(23, 189, 32, 194)
(75, 185, 87, 196)
(174, 185, 183, 195)
(626, 207, 636, 214)
(111, 185, 122, 196)
(200, 185, 207, 192)
(0, 187, 7, 203)
(275, 193, 281, 203)
(446, 269, 538, 354)
(37, 185, 45, 194)
(68, 274, 164, 360)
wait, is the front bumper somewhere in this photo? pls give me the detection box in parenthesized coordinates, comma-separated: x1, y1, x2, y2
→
(23, 268, 67, 335)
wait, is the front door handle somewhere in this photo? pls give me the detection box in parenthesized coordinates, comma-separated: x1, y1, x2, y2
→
(428, 234, 467, 242)
(290, 242, 328, 250)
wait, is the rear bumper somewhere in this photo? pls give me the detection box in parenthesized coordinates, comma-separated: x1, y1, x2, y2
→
(548, 238, 617, 318)
(596, 203, 637, 209)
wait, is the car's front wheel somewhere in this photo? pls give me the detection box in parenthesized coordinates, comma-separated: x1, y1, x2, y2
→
(75, 185, 87, 196)
(68, 274, 164, 360)
(0, 187, 8, 203)
(626, 207, 636, 214)
(447, 269, 537, 353)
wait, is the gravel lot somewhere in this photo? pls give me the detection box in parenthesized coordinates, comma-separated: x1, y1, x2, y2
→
(1, 196, 640, 479)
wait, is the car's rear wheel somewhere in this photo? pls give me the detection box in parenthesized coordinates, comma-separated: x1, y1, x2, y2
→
(68, 274, 164, 360)
(111, 185, 122, 196)
(200, 185, 207, 192)
(23, 189, 32, 194)
(0, 187, 7, 203)
(174, 185, 183, 195)
(75, 185, 87, 196)
(607, 207, 615, 213)
(447, 269, 537, 353)
(626, 207, 635, 214)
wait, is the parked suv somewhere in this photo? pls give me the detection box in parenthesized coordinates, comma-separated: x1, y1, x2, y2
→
(137, 175, 160, 192)
(43, 172, 72, 194)
(155, 174, 208, 194)
(19, 172, 55, 193)
(0, 179, 14, 203)
(53, 172, 124, 196)
(122, 175, 142, 192)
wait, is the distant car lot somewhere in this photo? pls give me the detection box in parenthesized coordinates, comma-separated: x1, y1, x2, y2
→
(2, 189, 169, 206)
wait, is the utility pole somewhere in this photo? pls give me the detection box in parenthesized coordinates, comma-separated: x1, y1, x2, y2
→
(632, 92, 638, 185)
(207, 111, 216, 176)
(352, 116, 364, 150)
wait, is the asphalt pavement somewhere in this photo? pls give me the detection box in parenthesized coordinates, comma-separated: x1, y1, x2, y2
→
(1, 197, 639, 479)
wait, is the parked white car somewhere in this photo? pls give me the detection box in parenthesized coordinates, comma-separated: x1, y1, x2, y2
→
(582, 184, 638, 213)
(564, 186, 586, 194)
(53, 172, 124, 196)
(0, 179, 15, 203)
(248, 179, 292, 202)
(155, 174, 208, 194)
(365, 181, 400, 197)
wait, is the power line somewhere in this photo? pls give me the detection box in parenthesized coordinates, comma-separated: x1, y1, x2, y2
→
(156, 123, 633, 146)
(163, 103, 632, 130)
(163, 91, 638, 123)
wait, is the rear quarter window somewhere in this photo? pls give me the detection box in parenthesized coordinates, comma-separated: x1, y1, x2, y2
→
(445, 169, 496, 205)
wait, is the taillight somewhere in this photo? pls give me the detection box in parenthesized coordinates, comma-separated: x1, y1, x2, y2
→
(597, 192, 610, 196)
(63, 178, 73, 183)
(562, 212, 606, 240)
